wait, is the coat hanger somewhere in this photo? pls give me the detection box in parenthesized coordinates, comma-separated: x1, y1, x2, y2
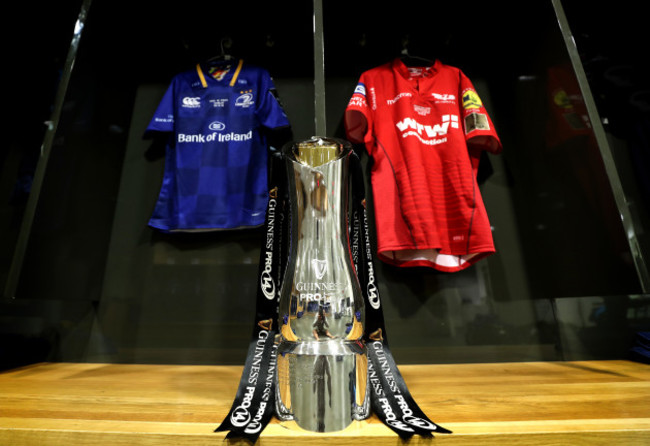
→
(207, 36, 235, 65)
(399, 35, 434, 67)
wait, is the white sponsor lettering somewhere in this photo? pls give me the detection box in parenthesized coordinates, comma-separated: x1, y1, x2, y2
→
(261, 251, 275, 300)
(243, 401, 266, 434)
(295, 282, 344, 292)
(367, 261, 380, 309)
(230, 385, 255, 427)
(404, 414, 438, 430)
(154, 115, 174, 124)
(218, 130, 253, 142)
(362, 211, 380, 309)
(369, 87, 377, 110)
(371, 342, 438, 432)
(386, 418, 416, 432)
(379, 396, 415, 432)
(243, 342, 277, 434)
(368, 361, 383, 396)
(265, 199, 276, 250)
(248, 330, 269, 385)
(177, 131, 252, 144)
(209, 98, 228, 108)
(348, 96, 366, 108)
(431, 92, 456, 103)
(396, 115, 459, 146)
(395, 394, 413, 417)
(260, 198, 276, 300)
(414, 104, 430, 116)
(178, 133, 206, 143)
(373, 341, 398, 393)
(295, 281, 344, 303)
(386, 92, 412, 105)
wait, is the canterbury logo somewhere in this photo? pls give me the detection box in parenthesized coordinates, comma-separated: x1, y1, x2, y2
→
(257, 319, 273, 331)
(182, 96, 201, 108)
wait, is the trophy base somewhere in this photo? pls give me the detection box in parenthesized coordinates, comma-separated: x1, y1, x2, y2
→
(275, 340, 370, 433)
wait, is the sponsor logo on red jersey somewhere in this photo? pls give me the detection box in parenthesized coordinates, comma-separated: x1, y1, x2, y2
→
(395, 114, 459, 145)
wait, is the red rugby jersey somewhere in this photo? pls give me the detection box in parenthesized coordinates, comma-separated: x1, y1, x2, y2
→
(345, 58, 502, 272)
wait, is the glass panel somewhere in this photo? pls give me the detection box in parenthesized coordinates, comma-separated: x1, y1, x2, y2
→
(561, 1, 650, 274)
(555, 294, 650, 361)
(1, 0, 86, 370)
(4, 0, 314, 367)
(1, 0, 645, 370)
(321, 0, 642, 364)
(550, 1, 650, 362)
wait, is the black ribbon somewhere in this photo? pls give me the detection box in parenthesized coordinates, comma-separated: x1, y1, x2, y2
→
(348, 152, 451, 439)
(214, 151, 286, 443)
(216, 146, 450, 442)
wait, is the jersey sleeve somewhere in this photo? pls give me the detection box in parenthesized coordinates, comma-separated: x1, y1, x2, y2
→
(256, 72, 291, 130)
(344, 78, 372, 145)
(144, 80, 176, 138)
(459, 72, 502, 154)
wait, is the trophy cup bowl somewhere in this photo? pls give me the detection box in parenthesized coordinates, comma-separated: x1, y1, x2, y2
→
(275, 137, 370, 432)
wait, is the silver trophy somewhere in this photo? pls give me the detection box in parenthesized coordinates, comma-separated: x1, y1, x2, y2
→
(275, 137, 370, 432)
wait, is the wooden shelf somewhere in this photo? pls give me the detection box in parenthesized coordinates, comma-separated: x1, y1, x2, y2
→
(1, 360, 649, 445)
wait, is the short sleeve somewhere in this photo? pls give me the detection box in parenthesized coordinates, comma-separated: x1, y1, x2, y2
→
(256, 72, 291, 130)
(459, 72, 502, 154)
(344, 79, 371, 144)
(144, 80, 176, 138)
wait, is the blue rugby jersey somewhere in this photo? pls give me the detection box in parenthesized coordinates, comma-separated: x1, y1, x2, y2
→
(145, 60, 290, 232)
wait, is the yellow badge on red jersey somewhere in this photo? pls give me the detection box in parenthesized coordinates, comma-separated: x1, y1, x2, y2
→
(462, 90, 483, 110)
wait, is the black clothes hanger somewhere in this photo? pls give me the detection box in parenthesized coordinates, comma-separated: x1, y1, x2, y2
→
(399, 34, 434, 67)
(207, 36, 236, 65)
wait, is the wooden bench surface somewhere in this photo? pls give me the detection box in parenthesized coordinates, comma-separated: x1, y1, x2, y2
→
(1, 360, 649, 445)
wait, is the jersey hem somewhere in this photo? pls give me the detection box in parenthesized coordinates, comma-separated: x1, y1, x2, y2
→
(377, 247, 495, 273)
(148, 222, 265, 233)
